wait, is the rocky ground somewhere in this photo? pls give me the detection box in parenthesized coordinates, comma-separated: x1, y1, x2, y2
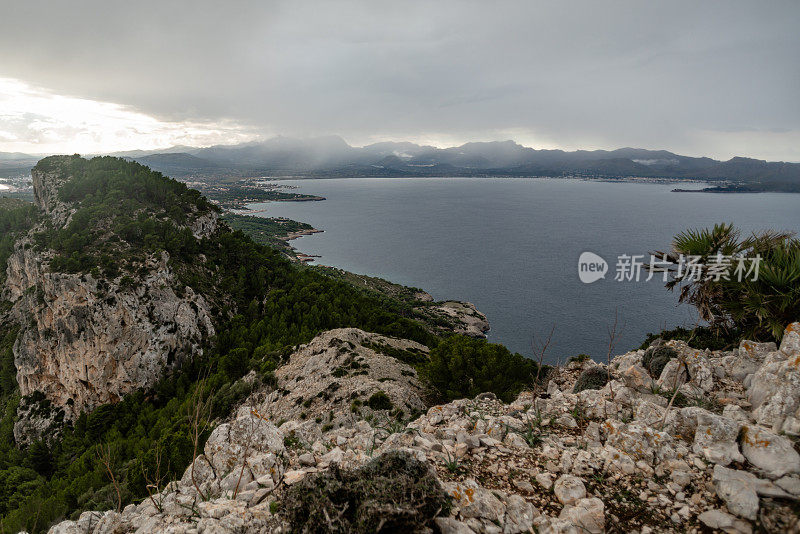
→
(50, 324, 800, 534)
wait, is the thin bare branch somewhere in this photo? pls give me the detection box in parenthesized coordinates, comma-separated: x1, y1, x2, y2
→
(96, 444, 121, 513)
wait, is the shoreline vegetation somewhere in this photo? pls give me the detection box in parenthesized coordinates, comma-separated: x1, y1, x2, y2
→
(221, 213, 322, 260)
(196, 182, 325, 210)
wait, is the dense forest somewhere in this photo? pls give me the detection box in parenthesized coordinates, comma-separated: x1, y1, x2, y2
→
(0, 156, 542, 532)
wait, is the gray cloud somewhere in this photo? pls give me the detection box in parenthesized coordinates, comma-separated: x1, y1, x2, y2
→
(1, 0, 798, 159)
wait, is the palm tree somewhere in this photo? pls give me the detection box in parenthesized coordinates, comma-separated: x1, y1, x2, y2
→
(654, 223, 799, 341)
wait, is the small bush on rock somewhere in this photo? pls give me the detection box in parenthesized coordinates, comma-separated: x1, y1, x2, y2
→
(282, 451, 450, 533)
(642, 340, 678, 379)
(366, 391, 394, 411)
(568, 354, 591, 364)
(573, 367, 609, 393)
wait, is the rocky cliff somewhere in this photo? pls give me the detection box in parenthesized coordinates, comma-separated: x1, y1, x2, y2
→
(3, 159, 216, 441)
(49, 323, 800, 534)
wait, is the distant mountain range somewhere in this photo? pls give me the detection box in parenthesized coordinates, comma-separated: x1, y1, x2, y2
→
(3, 137, 799, 192)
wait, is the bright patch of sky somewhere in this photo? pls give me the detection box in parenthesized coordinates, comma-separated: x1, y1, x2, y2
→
(0, 78, 261, 155)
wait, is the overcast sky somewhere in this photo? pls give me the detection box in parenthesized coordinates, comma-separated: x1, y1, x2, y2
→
(1, 1, 798, 160)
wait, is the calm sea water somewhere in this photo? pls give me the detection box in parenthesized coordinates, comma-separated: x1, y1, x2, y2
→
(251, 178, 800, 364)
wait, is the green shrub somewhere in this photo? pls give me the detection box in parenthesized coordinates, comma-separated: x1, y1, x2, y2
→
(639, 326, 739, 352)
(649, 354, 673, 380)
(422, 336, 545, 403)
(568, 354, 591, 364)
(641, 341, 678, 379)
(572, 367, 609, 393)
(282, 451, 450, 533)
(366, 391, 393, 411)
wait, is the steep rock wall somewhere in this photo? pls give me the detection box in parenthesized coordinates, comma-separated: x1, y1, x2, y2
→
(4, 164, 216, 440)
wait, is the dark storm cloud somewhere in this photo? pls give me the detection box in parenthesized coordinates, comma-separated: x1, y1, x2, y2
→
(1, 0, 798, 159)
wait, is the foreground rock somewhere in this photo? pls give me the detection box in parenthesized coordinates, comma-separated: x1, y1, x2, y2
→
(49, 324, 800, 533)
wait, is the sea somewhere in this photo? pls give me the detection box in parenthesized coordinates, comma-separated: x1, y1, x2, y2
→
(250, 177, 800, 364)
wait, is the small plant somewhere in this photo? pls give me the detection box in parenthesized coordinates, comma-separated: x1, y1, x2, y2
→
(570, 402, 587, 426)
(366, 391, 394, 411)
(686, 394, 722, 413)
(568, 354, 591, 364)
(376, 418, 405, 436)
(442, 447, 462, 474)
(508, 410, 547, 448)
(269, 500, 280, 515)
(365, 417, 408, 457)
(284, 431, 302, 450)
(572, 367, 609, 393)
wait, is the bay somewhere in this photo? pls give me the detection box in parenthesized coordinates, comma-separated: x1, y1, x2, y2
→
(251, 177, 800, 364)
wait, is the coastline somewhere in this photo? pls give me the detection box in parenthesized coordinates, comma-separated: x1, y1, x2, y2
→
(283, 228, 324, 262)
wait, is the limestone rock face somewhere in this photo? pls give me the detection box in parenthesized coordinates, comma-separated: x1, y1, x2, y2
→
(712, 465, 792, 520)
(8, 248, 214, 428)
(747, 323, 800, 432)
(740, 426, 800, 478)
(201, 410, 285, 480)
(553, 474, 586, 505)
(558, 497, 605, 534)
(5, 165, 216, 441)
(712, 466, 761, 520)
(32, 166, 73, 225)
(698, 509, 753, 534)
(727, 340, 776, 381)
(692, 412, 744, 466)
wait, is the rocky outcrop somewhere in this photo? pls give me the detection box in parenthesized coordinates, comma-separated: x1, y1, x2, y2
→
(431, 301, 490, 337)
(257, 328, 428, 438)
(746, 322, 800, 434)
(47, 324, 800, 534)
(4, 163, 217, 441)
(31, 164, 73, 226)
